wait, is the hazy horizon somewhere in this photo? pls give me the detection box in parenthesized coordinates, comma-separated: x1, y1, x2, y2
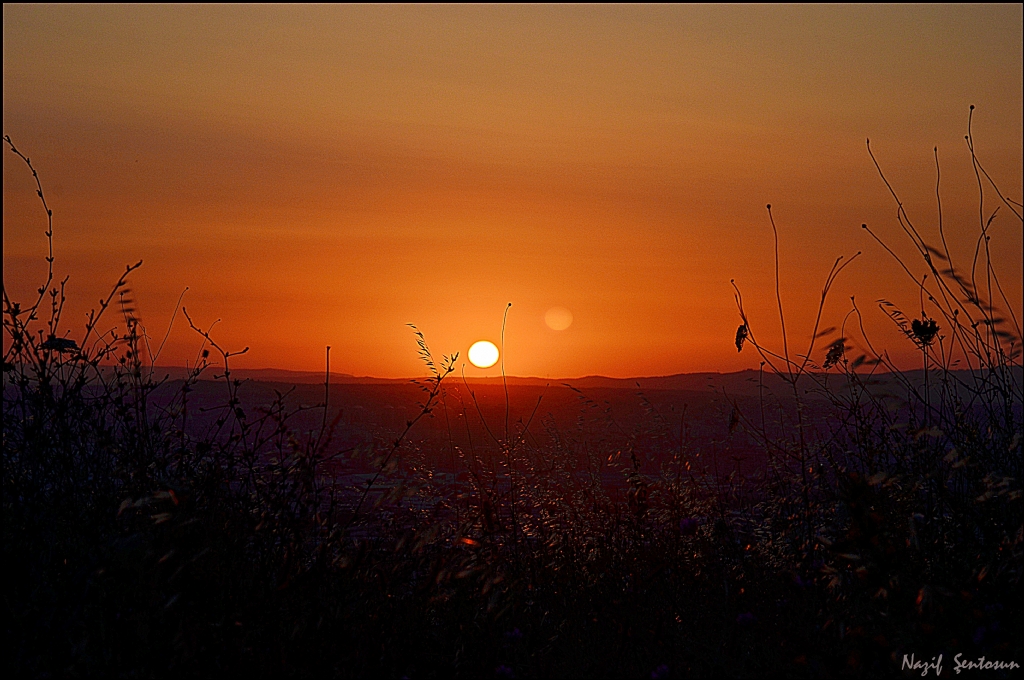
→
(92, 363, 1022, 390)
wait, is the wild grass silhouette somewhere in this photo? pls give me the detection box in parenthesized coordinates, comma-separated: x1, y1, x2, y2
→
(3, 111, 1021, 678)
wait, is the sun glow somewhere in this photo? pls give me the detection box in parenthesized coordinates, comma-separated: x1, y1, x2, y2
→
(468, 340, 499, 368)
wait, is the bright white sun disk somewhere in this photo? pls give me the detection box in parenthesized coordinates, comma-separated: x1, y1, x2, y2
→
(468, 340, 499, 368)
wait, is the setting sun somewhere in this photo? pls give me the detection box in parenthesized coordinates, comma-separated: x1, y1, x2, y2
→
(468, 340, 499, 368)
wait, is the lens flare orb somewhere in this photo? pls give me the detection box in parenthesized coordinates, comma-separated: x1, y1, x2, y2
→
(545, 306, 573, 331)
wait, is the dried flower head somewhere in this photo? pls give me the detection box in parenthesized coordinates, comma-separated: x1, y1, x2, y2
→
(911, 317, 939, 347)
(735, 324, 748, 352)
(823, 340, 845, 369)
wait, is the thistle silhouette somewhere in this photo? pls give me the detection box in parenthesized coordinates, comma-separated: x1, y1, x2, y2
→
(910, 317, 939, 347)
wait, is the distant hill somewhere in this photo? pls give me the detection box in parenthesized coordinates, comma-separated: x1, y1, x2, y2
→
(142, 366, 762, 390)
(138, 366, 1021, 400)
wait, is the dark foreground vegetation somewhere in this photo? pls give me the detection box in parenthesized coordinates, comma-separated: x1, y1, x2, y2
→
(4, 115, 1022, 679)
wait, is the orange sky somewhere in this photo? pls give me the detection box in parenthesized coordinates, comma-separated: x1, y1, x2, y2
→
(3, 4, 1022, 378)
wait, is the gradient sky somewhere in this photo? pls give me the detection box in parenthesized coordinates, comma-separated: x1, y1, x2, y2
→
(4, 4, 1022, 378)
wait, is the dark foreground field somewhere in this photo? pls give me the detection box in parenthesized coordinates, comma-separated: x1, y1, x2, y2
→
(4, 357, 1022, 678)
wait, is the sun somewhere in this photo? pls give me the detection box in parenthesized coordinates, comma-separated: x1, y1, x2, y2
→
(468, 340, 499, 368)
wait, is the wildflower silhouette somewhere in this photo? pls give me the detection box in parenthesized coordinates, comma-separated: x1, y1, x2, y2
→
(734, 324, 748, 352)
(823, 339, 845, 369)
(910, 317, 939, 347)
